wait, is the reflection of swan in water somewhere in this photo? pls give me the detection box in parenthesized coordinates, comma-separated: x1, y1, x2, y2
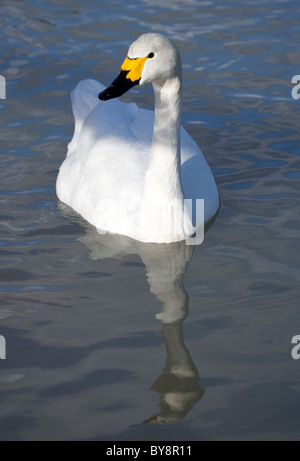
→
(146, 321, 205, 425)
(78, 224, 206, 425)
(136, 239, 205, 425)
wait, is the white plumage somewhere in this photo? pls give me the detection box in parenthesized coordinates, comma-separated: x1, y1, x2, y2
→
(56, 33, 219, 243)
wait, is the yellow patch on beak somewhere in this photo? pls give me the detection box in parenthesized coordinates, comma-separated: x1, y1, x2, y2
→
(121, 56, 148, 82)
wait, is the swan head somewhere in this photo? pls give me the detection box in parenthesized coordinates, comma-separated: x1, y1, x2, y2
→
(99, 33, 181, 101)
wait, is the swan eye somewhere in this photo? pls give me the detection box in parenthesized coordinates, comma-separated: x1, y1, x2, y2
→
(148, 52, 154, 58)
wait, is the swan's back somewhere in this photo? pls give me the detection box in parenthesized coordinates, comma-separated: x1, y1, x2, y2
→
(57, 78, 219, 241)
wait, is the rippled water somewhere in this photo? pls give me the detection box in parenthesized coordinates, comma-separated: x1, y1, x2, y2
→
(0, 0, 300, 441)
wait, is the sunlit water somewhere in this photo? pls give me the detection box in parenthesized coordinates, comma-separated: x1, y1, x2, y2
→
(0, 0, 300, 441)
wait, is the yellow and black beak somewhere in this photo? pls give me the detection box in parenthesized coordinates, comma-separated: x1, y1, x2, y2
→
(99, 56, 148, 101)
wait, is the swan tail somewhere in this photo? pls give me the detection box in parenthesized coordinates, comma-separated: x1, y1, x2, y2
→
(67, 79, 105, 156)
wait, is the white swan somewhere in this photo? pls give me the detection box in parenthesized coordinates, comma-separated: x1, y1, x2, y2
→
(56, 33, 219, 243)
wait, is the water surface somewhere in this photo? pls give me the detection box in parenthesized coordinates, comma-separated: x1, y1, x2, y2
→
(0, 0, 300, 441)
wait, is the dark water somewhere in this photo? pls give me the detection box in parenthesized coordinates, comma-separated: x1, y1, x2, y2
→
(0, 0, 300, 441)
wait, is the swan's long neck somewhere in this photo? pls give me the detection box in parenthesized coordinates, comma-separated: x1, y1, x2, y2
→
(140, 70, 193, 242)
(145, 76, 183, 201)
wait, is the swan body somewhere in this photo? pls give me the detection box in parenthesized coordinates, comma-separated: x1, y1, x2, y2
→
(56, 33, 219, 243)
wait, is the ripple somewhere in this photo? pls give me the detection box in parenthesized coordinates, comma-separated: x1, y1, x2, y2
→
(0, 284, 72, 293)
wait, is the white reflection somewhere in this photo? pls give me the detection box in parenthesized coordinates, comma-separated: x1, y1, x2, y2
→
(79, 228, 207, 425)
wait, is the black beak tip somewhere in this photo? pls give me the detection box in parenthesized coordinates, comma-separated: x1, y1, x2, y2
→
(98, 72, 139, 102)
(98, 90, 110, 101)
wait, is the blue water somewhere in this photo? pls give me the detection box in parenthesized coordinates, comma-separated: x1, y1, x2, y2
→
(0, 0, 300, 441)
